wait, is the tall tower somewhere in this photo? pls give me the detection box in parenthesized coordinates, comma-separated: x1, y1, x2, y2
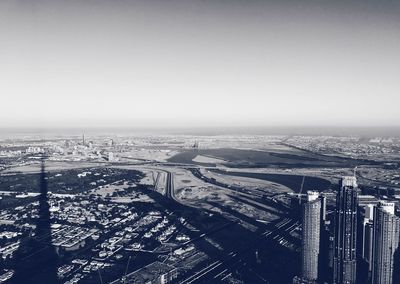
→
(320, 195, 327, 222)
(333, 176, 358, 284)
(372, 202, 400, 284)
(361, 204, 375, 275)
(300, 191, 321, 282)
(318, 194, 331, 283)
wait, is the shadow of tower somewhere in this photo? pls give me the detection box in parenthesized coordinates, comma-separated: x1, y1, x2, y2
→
(10, 157, 59, 284)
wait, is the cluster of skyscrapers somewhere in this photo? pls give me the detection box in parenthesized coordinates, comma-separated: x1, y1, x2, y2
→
(294, 176, 400, 284)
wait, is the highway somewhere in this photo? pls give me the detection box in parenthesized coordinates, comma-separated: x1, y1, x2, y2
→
(150, 167, 300, 283)
(180, 218, 300, 284)
(159, 167, 301, 283)
(165, 171, 176, 201)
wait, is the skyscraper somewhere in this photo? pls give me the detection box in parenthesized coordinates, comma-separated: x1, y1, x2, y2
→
(318, 195, 331, 283)
(333, 176, 358, 284)
(320, 195, 327, 222)
(372, 202, 400, 284)
(300, 191, 321, 283)
(362, 204, 375, 275)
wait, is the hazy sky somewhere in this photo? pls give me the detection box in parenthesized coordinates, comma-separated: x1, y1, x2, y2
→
(1, 0, 399, 128)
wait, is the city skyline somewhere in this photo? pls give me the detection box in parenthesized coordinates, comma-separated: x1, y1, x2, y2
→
(1, 131, 400, 283)
(2, 1, 400, 283)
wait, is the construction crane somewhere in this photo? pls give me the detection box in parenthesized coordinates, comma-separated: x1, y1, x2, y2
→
(298, 176, 306, 204)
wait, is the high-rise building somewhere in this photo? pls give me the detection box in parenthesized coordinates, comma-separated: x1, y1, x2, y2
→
(362, 204, 375, 274)
(318, 195, 331, 283)
(355, 204, 375, 283)
(300, 191, 321, 283)
(372, 202, 400, 284)
(365, 204, 374, 220)
(333, 176, 358, 284)
(320, 195, 327, 222)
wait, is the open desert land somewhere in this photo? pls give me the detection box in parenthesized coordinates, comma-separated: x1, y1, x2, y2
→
(167, 167, 287, 225)
(119, 147, 179, 162)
